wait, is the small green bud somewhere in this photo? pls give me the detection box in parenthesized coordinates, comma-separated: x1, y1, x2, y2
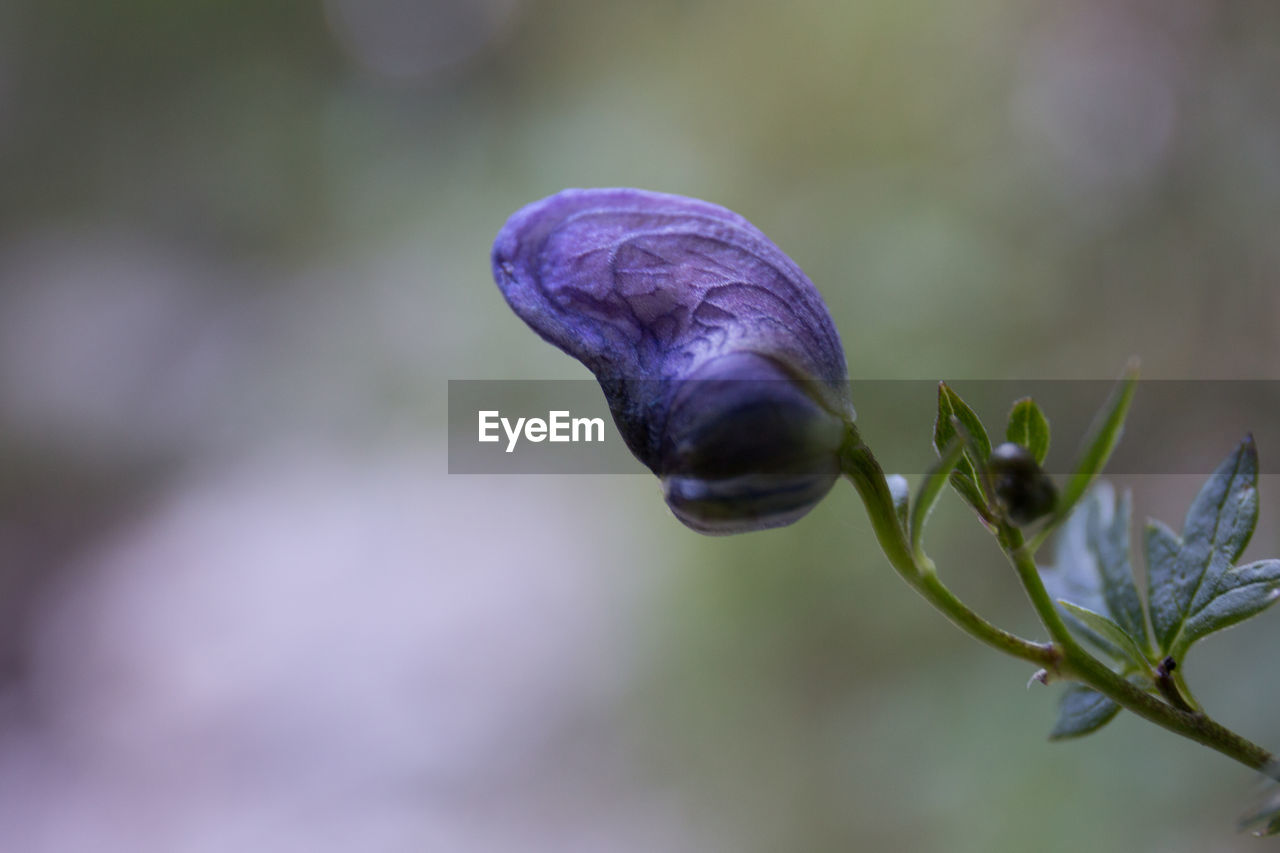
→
(988, 442, 1057, 525)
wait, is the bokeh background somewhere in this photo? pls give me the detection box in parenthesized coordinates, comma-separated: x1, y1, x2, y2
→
(2, 0, 1280, 850)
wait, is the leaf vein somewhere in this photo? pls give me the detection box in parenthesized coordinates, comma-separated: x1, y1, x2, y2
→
(1173, 449, 1246, 651)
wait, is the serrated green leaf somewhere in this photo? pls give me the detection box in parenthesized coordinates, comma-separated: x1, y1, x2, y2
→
(1055, 365, 1137, 523)
(1006, 397, 1050, 465)
(910, 440, 965, 560)
(1146, 436, 1280, 659)
(934, 383, 993, 520)
(1144, 519, 1180, 581)
(1178, 560, 1280, 648)
(1049, 685, 1121, 740)
(1042, 486, 1099, 604)
(1059, 601, 1150, 672)
(935, 382, 992, 462)
(887, 474, 910, 532)
(1087, 489, 1149, 651)
(1042, 488, 1116, 649)
(1040, 484, 1151, 665)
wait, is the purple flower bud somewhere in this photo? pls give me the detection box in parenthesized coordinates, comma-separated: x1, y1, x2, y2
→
(491, 188, 853, 533)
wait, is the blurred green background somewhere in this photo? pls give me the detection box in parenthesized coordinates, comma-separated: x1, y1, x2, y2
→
(2, 0, 1279, 850)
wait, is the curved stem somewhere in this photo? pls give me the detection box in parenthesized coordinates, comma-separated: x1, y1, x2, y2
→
(840, 427, 1058, 669)
(997, 524, 1086, 659)
(840, 427, 1277, 780)
(998, 529, 1277, 777)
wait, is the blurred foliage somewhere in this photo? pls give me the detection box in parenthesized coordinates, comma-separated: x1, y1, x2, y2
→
(2, 0, 1280, 850)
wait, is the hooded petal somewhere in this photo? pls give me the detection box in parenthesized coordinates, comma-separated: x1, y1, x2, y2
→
(491, 188, 852, 532)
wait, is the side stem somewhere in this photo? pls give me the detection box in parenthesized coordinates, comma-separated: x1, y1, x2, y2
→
(840, 426, 1276, 780)
(840, 427, 1057, 669)
(999, 527, 1276, 777)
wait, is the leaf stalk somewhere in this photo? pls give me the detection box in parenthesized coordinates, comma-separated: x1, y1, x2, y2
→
(839, 427, 1277, 781)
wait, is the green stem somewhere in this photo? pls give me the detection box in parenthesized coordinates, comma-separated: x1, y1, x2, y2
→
(840, 426, 1277, 780)
(997, 524, 1084, 659)
(840, 427, 1058, 670)
(999, 529, 1276, 777)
